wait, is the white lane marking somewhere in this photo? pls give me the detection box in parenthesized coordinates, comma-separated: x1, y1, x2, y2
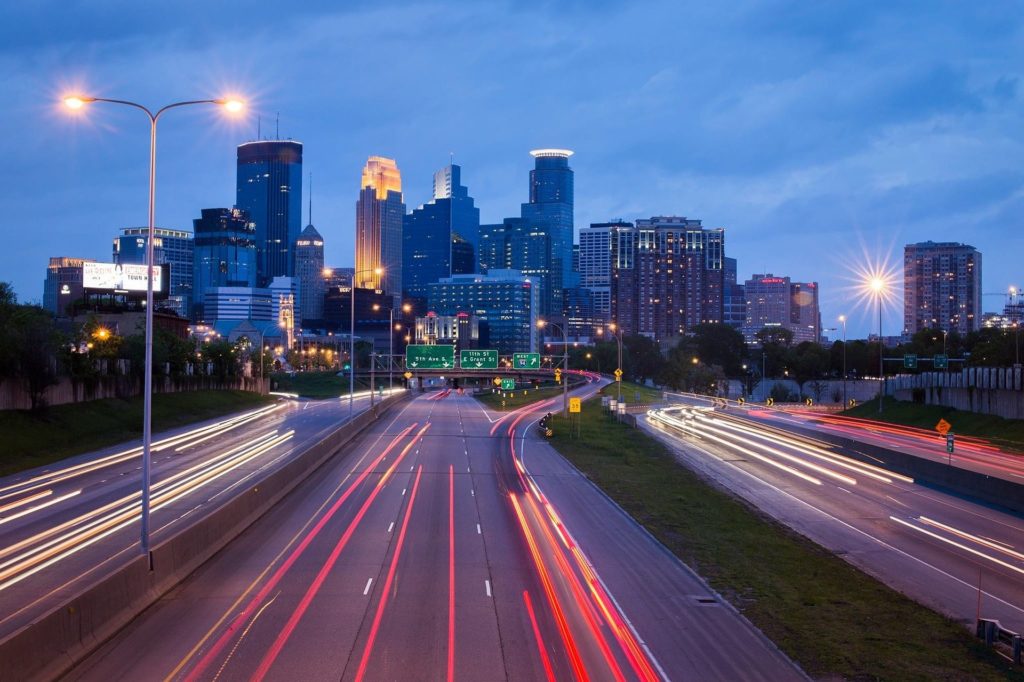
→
(485, 579, 491, 597)
(363, 578, 373, 595)
(471, 489, 475, 497)
(402, 488, 407, 496)
(387, 522, 395, 533)
(476, 523, 482, 535)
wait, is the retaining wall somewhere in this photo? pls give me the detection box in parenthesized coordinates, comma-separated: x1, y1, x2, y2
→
(0, 391, 408, 681)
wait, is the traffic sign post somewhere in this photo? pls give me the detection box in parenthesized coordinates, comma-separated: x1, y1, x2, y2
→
(614, 368, 623, 382)
(935, 418, 952, 436)
(460, 349, 498, 370)
(946, 433, 955, 464)
(500, 378, 516, 391)
(512, 352, 541, 369)
(406, 344, 455, 369)
(569, 397, 581, 413)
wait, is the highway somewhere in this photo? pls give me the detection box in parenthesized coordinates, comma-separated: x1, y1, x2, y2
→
(66, 385, 802, 681)
(644, 403, 1024, 634)
(0, 389, 396, 640)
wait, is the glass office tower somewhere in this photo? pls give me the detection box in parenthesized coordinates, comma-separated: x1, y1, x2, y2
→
(521, 149, 574, 316)
(192, 208, 257, 321)
(236, 140, 303, 286)
(402, 163, 480, 311)
(356, 156, 405, 299)
(113, 227, 194, 318)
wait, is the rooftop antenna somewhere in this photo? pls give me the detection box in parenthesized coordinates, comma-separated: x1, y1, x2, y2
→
(257, 115, 261, 140)
(450, 151, 454, 165)
(275, 112, 279, 140)
(308, 171, 313, 226)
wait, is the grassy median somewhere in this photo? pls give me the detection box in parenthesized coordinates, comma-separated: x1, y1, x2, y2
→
(846, 398, 1024, 453)
(476, 383, 572, 410)
(270, 370, 350, 398)
(549, 391, 1021, 680)
(0, 390, 275, 477)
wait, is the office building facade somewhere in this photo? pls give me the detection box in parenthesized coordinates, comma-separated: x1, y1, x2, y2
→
(723, 257, 747, 329)
(43, 257, 95, 316)
(427, 269, 538, 354)
(294, 223, 325, 323)
(742, 274, 820, 344)
(579, 220, 632, 322)
(903, 241, 982, 335)
(203, 286, 274, 322)
(236, 141, 303, 285)
(610, 217, 725, 340)
(402, 164, 480, 311)
(113, 227, 193, 318)
(192, 208, 257, 321)
(414, 312, 480, 351)
(356, 156, 405, 298)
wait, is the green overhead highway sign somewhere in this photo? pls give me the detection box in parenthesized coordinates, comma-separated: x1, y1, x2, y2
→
(405, 344, 455, 369)
(512, 352, 541, 369)
(904, 354, 918, 369)
(934, 354, 949, 369)
(460, 349, 499, 369)
(501, 378, 516, 390)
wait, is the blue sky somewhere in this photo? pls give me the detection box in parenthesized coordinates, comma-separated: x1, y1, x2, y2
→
(1, 1, 1021, 337)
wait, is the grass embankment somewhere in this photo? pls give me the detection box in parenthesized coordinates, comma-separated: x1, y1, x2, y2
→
(476, 383, 568, 411)
(846, 398, 1024, 452)
(606, 380, 662, 404)
(0, 391, 275, 477)
(548, 387, 1020, 680)
(270, 371, 351, 398)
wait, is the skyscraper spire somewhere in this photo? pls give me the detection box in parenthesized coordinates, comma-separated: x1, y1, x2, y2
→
(308, 171, 313, 226)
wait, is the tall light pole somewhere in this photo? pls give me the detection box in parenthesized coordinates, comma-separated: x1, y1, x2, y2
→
(349, 268, 382, 421)
(538, 319, 569, 414)
(387, 302, 412, 391)
(606, 323, 624, 405)
(838, 315, 847, 407)
(869, 277, 886, 413)
(64, 94, 244, 558)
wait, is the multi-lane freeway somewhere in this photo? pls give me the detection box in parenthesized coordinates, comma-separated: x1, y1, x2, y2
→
(64, 384, 802, 681)
(645, 401, 1024, 633)
(0, 389, 395, 641)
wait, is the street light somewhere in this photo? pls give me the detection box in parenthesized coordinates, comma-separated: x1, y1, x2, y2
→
(537, 319, 569, 415)
(867, 276, 888, 413)
(64, 92, 244, 558)
(838, 315, 847, 408)
(605, 323, 624, 405)
(348, 268, 382, 419)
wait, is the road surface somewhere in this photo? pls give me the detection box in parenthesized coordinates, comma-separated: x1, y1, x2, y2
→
(67, 386, 802, 681)
(645, 403, 1024, 633)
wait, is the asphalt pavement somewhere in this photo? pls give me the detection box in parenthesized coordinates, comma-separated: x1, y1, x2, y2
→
(66, 386, 803, 681)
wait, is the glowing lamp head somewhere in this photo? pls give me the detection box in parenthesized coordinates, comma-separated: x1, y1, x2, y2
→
(373, 267, 383, 276)
(63, 96, 94, 110)
(537, 319, 547, 329)
(838, 314, 846, 323)
(870, 277, 885, 293)
(217, 98, 245, 113)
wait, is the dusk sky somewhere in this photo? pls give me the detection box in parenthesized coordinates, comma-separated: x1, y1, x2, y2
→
(2, 1, 1021, 338)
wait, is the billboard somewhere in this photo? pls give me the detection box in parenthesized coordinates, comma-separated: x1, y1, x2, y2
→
(83, 262, 165, 294)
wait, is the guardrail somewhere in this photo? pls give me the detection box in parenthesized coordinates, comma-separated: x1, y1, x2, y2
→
(977, 618, 1022, 665)
(0, 390, 410, 682)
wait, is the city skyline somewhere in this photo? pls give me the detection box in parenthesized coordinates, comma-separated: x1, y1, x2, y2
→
(3, 2, 1022, 338)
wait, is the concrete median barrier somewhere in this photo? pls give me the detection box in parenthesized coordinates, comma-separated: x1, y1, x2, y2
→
(0, 392, 409, 681)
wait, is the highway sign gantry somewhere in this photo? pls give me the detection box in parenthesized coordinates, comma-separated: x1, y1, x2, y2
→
(512, 352, 541, 369)
(460, 349, 498, 369)
(406, 344, 455, 369)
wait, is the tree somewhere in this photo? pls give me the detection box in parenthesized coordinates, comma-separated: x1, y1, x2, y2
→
(11, 306, 61, 410)
(789, 341, 830, 384)
(689, 323, 747, 376)
(623, 335, 662, 384)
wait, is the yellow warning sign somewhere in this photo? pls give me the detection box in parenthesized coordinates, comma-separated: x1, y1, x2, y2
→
(404, 371, 413, 380)
(935, 418, 952, 436)
(569, 397, 581, 413)
(493, 377, 502, 386)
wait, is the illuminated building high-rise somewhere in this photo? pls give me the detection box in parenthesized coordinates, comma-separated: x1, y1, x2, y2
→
(294, 223, 324, 323)
(192, 208, 257, 321)
(903, 241, 982, 335)
(113, 227, 193, 318)
(236, 140, 303, 286)
(355, 156, 404, 298)
(402, 163, 480, 312)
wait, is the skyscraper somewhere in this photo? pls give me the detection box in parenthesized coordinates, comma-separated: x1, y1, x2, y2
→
(294, 223, 325, 323)
(113, 227, 194, 318)
(192, 208, 257, 321)
(610, 217, 725, 340)
(579, 220, 632, 322)
(402, 163, 480, 312)
(236, 140, 303, 286)
(723, 257, 747, 329)
(904, 241, 982, 335)
(520, 149, 574, 316)
(427, 270, 538, 354)
(742, 274, 820, 344)
(356, 156, 405, 297)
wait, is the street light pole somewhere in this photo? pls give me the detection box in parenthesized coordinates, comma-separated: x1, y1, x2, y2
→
(839, 315, 847, 408)
(64, 94, 244, 558)
(878, 291, 884, 414)
(349, 268, 382, 421)
(539, 320, 569, 415)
